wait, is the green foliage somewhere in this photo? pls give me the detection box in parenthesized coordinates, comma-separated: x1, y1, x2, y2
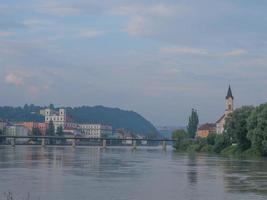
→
(187, 109, 199, 138)
(31, 127, 41, 142)
(56, 126, 64, 136)
(220, 145, 238, 155)
(200, 144, 213, 153)
(247, 103, 267, 156)
(46, 120, 55, 136)
(172, 129, 189, 151)
(207, 132, 216, 145)
(213, 134, 231, 153)
(67, 106, 158, 136)
(0, 105, 158, 136)
(224, 106, 254, 151)
(32, 128, 41, 136)
(0, 129, 4, 143)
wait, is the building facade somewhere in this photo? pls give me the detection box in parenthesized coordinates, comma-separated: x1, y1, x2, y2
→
(6, 125, 29, 143)
(79, 124, 112, 138)
(0, 120, 7, 132)
(44, 108, 66, 132)
(197, 123, 216, 138)
(216, 86, 234, 134)
(21, 122, 47, 135)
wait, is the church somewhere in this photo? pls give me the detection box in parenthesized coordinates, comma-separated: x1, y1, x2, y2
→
(215, 86, 234, 134)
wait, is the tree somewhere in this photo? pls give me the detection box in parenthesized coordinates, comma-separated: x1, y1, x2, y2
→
(46, 120, 55, 144)
(213, 134, 231, 153)
(172, 129, 189, 150)
(187, 109, 199, 138)
(56, 126, 64, 136)
(32, 127, 41, 142)
(247, 103, 267, 156)
(224, 106, 254, 151)
(0, 129, 4, 144)
(207, 132, 216, 146)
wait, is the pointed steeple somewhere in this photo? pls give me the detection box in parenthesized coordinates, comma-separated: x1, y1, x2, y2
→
(226, 85, 234, 99)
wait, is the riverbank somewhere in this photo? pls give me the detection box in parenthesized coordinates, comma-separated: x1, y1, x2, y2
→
(172, 131, 262, 158)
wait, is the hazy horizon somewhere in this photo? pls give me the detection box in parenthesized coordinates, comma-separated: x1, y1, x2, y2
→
(1, 0, 267, 126)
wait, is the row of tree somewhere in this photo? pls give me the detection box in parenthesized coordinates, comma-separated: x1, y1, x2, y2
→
(224, 103, 267, 156)
(173, 103, 267, 157)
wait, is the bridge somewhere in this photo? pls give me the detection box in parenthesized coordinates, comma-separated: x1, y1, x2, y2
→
(0, 135, 176, 150)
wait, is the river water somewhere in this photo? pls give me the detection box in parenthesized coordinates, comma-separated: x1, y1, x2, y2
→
(0, 146, 266, 200)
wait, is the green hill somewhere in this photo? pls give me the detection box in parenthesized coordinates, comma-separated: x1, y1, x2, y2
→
(0, 104, 158, 136)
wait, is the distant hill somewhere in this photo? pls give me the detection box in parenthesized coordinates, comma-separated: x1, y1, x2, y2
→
(0, 105, 158, 136)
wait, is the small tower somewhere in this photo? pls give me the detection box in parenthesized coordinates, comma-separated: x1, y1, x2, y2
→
(225, 85, 234, 116)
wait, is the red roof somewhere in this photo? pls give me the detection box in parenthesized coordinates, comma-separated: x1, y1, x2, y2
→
(198, 123, 216, 131)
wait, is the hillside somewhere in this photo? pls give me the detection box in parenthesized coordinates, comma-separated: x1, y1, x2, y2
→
(0, 105, 158, 136)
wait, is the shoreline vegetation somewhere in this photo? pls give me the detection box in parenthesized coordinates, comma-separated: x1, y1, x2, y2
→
(172, 103, 267, 158)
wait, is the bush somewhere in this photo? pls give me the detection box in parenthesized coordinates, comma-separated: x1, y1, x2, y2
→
(207, 132, 216, 145)
(172, 129, 189, 151)
(200, 144, 214, 153)
(213, 134, 231, 153)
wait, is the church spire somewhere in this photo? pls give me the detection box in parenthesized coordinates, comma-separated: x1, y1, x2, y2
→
(226, 85, 234, 99)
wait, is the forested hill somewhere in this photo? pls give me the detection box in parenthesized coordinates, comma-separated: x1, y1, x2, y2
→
(0, 105, 158, 136)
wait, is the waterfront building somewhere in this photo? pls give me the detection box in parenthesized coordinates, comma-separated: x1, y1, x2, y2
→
(0, 119, 8, 131)
(21, 122, 47, 135)
(44, 108, 66, 131)
(6, 125, 29, 143)
(197, 123, 216, 138)
(216, 86, 234, 134)
(79, 124, 112, 138)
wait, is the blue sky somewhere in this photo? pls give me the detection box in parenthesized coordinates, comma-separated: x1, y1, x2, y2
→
(1, 0, 267, 126)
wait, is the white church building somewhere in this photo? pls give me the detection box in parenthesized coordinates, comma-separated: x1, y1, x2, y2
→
(216, 86, 234, 134)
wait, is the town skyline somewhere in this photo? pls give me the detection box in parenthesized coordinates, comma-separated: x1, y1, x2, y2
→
(1, 0, 267, 126)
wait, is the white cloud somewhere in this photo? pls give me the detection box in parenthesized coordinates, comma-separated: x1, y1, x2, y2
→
(113, 3, 182, 37)
(223, 49, 247, 57)
(111, 4, 177, 17)
(40, 1, 81, 17)
(0, 31, 14, 37)
(78, 30, 105, 38)
(5, 72, 24, 86)
(124, 16, 150, 36)
(22, 19, 51, 28)
(161, 46, 208, 55)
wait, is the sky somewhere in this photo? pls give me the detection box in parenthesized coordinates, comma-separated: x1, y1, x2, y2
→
(1, 0, 267, 126)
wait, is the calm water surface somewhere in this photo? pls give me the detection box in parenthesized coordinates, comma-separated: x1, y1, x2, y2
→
(0, 146, 266, 200)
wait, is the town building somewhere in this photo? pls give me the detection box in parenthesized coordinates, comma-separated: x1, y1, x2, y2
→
(79, 124, 112, 138)
(216, 86, 234, 134)
(43, 108, 66, 131)
(21, 122, 47, 135)
(6, 125, 29, 143)
(0, 119, 8, 132)
(197, 123, 216, 138)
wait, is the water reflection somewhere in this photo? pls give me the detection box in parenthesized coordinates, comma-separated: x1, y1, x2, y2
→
(0, 146, 266, 200)
(221, 157, 267, 196)
(187, 154, 198, 185)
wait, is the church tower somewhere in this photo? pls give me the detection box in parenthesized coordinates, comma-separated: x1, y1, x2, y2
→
(225, 85, 234, 116)
(216, 85, 234, 134)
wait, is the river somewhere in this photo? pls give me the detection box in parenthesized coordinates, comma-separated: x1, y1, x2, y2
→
(0, 146, 266, 200)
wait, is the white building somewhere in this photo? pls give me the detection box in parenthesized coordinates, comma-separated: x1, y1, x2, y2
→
(79, 124, 112, 138)
(44, 108, 66, 131)
(6, 125, 29, 143)
(216, 86, 234, 134)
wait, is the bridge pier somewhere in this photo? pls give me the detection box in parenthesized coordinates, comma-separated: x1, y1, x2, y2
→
(162, 140, 167, 151)
(132, 140, 137, 150)
(11, 138, 16, 147)
(41, 138, 46, 147)
(72, 138, 76, 148)
(102, 139, 107, 148)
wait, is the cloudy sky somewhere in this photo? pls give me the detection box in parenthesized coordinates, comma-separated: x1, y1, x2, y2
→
(1, 0, 267, 126)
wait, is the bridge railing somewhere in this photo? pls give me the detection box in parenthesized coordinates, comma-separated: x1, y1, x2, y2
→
(0, 135, 176, 150)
